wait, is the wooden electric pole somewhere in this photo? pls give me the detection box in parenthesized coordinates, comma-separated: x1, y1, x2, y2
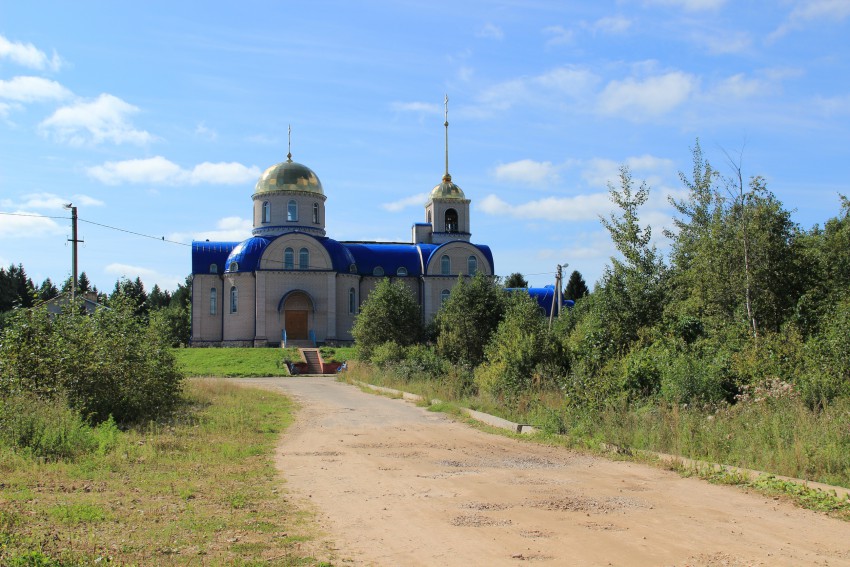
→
(65, 204, 83, 302)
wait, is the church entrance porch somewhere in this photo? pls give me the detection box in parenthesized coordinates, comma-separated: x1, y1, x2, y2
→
(280, 291, 315, 347)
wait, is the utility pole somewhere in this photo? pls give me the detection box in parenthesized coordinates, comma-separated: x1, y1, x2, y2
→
(64, 203, 82, 302)
(548, 263, 568, 330)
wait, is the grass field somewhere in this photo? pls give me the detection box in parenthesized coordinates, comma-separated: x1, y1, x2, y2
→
(174, 347, 355, 378)
(0, 379, 334, 566)
(174, 347, 298, 377)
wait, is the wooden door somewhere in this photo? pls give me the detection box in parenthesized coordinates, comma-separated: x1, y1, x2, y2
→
(286, 310, 308, 340)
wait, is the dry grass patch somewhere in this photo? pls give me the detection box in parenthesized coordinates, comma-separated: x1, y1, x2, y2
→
(0, 379, 334, 566)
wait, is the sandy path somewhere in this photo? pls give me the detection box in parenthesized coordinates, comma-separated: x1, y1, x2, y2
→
(241, 376, 850, 566)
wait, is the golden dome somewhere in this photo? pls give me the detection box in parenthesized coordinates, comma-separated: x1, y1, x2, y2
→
(429, 173, 466, 200)
(254, 159, 323, 195)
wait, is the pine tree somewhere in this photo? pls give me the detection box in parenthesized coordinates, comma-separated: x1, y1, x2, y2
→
(503, 272, 528, 288)
(564, 270, 589, 301)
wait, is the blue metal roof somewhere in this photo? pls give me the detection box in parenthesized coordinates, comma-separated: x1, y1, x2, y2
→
(342, 242, 425, 276)
(318, 237, 357, 272)
(506, 285, 574, 317)
(224, 236, 272, 272)
(194, 235, 495, 278)
(192, 241, 238, 274)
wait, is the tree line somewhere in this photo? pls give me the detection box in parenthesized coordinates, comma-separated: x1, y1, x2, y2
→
(0, 267, 191, 346)
(351, 140, 850, 412)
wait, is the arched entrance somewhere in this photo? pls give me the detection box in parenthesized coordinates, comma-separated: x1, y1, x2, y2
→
(279, 291, 314, 341)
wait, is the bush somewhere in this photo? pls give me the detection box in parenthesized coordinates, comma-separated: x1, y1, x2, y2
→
(0, 297, 184, 425)
(475, 293, 561, 403)
(800, 298, 850, 407)
(351, 279, 423, 360)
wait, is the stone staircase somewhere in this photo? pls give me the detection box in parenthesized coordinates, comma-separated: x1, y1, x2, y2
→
(300, 348, 323, 374)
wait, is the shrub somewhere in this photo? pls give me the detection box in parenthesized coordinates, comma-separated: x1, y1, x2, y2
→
(0, 297, 184, 425)
(351, 279, 423, 360)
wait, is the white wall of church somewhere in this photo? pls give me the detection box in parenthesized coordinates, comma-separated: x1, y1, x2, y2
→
(221, 273, 256, 345)
(191, 274, 223, 344)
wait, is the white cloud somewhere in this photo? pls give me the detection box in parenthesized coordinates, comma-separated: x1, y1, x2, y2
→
(382, 193, 430, 212)
(0, 35, 62, 70)
(493, 159, 560, 187)
(693, 30, 752, 54)
(390, 101, 442, 114)
(39, 93, 154, 146)
(770, 0, 850, 39)
(591, 16, 632, 34)
(709, 73, 771, 99)
(543, 25, 574, 46)
(581, 155, 674, 188)
(104, 263, 182, 292)
(3, 192, 104, 211)
(87, 156, 260, 186)
(190, 162, 261, 185)
(815, 94, 850, 115)
(597, 71, 697, 118)
(479, 192, 613, 221)
(0, 211, 63, 237)
(475, 66, 599, 115)
(195, 121, 218, 141)
(476, 23, 504, 40)
(0, 76, 72, 102)
(169, 217, 253, 243)
(645, 0, 727, 10)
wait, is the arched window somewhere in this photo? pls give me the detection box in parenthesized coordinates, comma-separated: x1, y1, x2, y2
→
(373, 266, 385, 277)
(445, 208, 459, 233)
(349, 263, 358, 274)
(210, 288, 217, 315)
(440, 289, 450, 305)
(262, 201, 271, 223)
(209, 263, 217, 274)
(230, 286, 238, 313)
(349, 287, 356, 314)
(397, 266, 408, 276)
(229, 262, 239, 272)
(284, 248, 294, 270)
(287, 199, 298, 221)
(468, 255, 478, 275)
(440, 255, 450, 275)
(427, 210, 432, 224)
(312, 203, 319, 224)
(299, 247, 309, 270)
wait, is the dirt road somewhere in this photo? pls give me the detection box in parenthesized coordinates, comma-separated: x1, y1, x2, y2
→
(242, 376, 850, 566)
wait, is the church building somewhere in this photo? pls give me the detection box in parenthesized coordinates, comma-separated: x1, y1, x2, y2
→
(190, 117, 494, 347)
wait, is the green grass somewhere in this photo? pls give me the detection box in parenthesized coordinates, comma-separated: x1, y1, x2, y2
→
(173, 347, 301, 377)
(318, 347, 354, 363)
(0, 379, 335, 566)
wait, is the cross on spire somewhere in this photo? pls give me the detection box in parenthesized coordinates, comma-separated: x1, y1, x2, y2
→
(444, 94, 450, 179)
(287, 124, 292, 162)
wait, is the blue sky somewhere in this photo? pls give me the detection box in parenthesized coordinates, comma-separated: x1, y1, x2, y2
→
(1, 0, 849, 293)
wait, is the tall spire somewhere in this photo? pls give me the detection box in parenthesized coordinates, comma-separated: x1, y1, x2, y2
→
(443, 94, 450, 181)
(287, 124, 293, 162)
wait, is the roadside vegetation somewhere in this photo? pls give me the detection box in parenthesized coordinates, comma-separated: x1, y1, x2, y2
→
(0, 297, 330, 565)
(0, 380, 329, 565)
(348, 141, 850, 491)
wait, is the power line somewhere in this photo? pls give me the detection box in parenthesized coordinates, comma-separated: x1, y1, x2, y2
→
(0, 211, 70, 220)
(78, 218, 191, 247)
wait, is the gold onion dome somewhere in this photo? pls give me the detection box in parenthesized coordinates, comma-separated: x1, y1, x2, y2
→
(254, 158, 323, 195)
(430, 172, 466, 200)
